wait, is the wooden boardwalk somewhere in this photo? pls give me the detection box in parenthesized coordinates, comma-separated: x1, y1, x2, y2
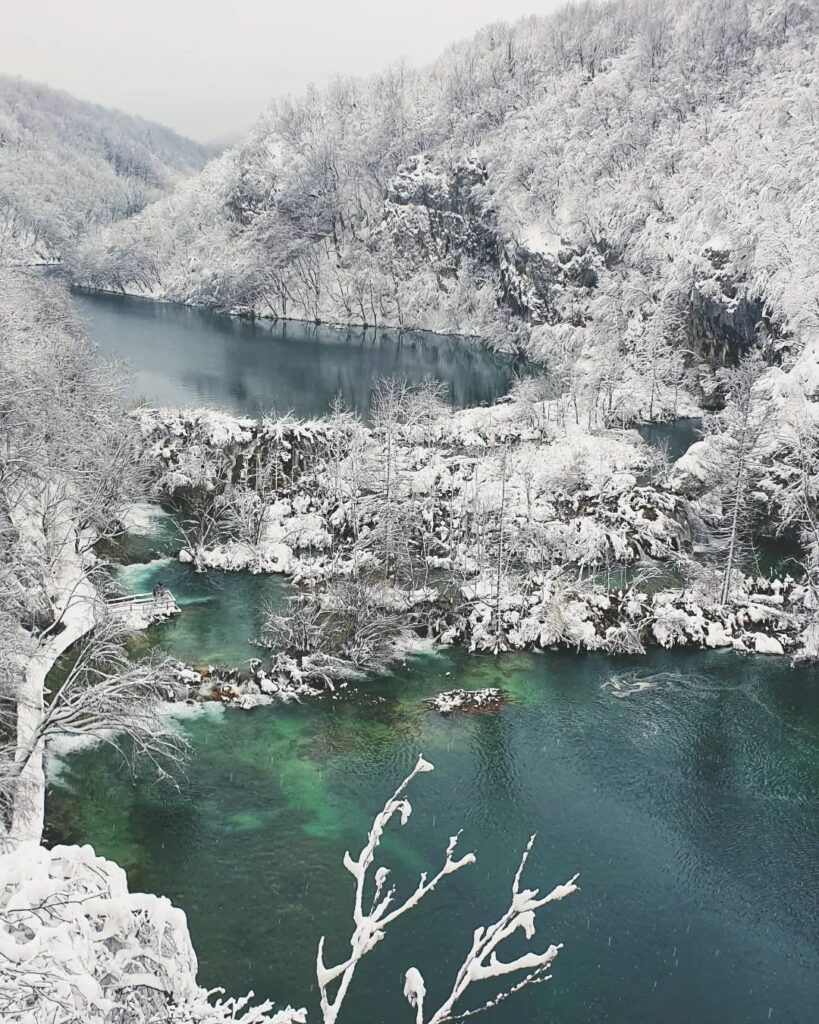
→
(106, 591, 180, 628)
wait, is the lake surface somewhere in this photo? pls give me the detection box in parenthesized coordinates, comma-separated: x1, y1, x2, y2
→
(47, 511, 819, 1024)
(73, 289, 520, 419)
(47, 643, 818, 1024)
(45, 293, 819, 1024)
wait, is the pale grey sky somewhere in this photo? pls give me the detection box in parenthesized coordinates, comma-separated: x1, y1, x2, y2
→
(1, 1, 562, 143)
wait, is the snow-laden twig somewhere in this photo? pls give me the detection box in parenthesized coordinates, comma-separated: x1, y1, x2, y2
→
(405, 834, 578, 1023)
(316, 757, 577, 1024)
(316, 754, 475, 1024)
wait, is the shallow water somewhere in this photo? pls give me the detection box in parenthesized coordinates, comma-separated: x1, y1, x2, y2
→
(119, 556, 285, 667)
(73, 289, 520, 418)
(46, 643, 818, 1024)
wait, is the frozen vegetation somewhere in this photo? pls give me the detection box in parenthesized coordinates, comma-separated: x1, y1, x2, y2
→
(134, 361, 818, 691)
(72, 0, 817, 403)
(0, 272, 187, 846)
(0, 76, 208, 265)
(67, 2, 819, 664)
(4, 0, 819, 1018)
(58, 0, 819, 681)
(0, 272, 193, 1018)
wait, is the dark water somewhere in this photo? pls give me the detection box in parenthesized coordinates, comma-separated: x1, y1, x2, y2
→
(47, 645, 819, 1024)
(637, 418, 702, 461)
(47, 298, 818, 1022)
(72, 289, 519, 418)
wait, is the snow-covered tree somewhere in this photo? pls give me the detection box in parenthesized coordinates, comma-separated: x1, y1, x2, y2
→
(69, 0, 818, 438)
(0, 75, 206, 264)
(1, 757, 577, 1024)
(699, 353, 770, 603)
(0, 272, 186, 844)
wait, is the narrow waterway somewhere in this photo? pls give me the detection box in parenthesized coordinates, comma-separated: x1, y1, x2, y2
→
(44, 294, 819, 1024)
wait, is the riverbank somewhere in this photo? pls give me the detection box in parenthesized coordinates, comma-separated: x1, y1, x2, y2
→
(72, 281, 497, 350)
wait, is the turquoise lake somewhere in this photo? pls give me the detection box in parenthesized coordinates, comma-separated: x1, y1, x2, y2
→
(44, 295, 819, 1024)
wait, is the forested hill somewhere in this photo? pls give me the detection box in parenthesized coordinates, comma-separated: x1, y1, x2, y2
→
(72, 0, 818, 375)
(0, 75, 208, 264)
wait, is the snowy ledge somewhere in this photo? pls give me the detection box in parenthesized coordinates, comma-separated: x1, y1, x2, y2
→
(168, 661, 327, 707)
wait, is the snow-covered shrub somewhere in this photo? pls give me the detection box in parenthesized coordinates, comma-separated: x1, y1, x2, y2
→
(0, 842, 305, 1024)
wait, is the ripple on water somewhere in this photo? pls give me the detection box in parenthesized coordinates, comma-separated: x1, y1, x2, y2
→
(46, 554, 819, 1024)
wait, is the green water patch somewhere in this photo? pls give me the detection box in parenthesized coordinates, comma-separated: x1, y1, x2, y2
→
(99, 504, 180, 566)
(46, 646, 819, 1024)
(115, 557, 286, 667)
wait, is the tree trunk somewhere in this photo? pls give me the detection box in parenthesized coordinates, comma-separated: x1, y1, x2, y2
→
(8, 544, 98, 846)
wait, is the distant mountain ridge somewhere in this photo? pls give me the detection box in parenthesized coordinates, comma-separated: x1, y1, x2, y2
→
(0, 74, 208, 263)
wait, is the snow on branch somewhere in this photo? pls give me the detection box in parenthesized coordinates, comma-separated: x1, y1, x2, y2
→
(0, 843, 307, 1024)
(408, 833, 578, 1023)
(316, 756, 577, 1024)
(316, 754, 472, 1024)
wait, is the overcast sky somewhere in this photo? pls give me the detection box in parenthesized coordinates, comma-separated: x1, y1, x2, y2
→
(1, 1, 563, 143)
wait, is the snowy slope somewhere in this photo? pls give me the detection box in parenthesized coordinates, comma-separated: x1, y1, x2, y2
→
(0, 75, 208, 264)
(71, 0, 818, 386)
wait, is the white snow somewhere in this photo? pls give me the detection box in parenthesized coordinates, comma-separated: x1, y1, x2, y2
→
(752, 633, 785, 655)
(0, 843, 305, 1023)
(426, 688, 509, 713)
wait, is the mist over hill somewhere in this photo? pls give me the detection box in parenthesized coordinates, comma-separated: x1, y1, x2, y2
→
(0, 74, 208, 263)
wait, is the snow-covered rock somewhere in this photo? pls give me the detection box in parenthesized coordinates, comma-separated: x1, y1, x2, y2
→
(426, 688, 510, 713)
(752, 633, 785, 655)
(0, 843, 305, 1023)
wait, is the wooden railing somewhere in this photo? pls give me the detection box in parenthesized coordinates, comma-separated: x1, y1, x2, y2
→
(106, 591, 179, 619)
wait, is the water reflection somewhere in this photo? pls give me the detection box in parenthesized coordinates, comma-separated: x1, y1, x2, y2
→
(72, 289, 521, 419)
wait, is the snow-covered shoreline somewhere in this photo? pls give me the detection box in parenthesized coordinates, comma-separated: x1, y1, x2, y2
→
(72, 281, 504, 353)
(126, 393, 812, 693)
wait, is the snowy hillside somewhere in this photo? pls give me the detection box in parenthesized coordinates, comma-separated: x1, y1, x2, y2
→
(0, 75, 208, 263)
(72, 0, 817, 390)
